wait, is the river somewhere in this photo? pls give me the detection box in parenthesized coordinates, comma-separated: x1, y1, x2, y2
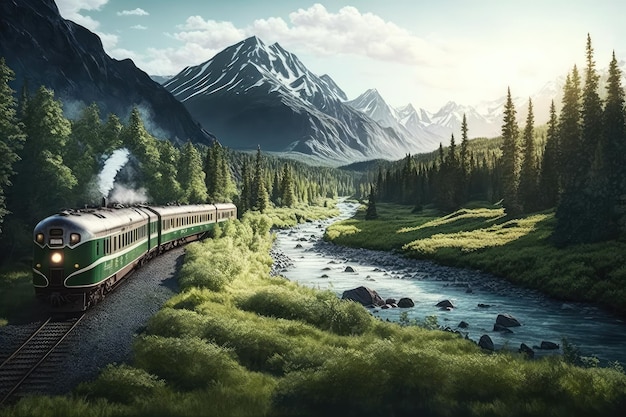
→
(272, 200, 626, 366)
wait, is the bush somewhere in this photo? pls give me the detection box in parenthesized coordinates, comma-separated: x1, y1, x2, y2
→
(76, 364, 166, 405)
(238, 286, 372, 336)
(133, 335, 245, 391)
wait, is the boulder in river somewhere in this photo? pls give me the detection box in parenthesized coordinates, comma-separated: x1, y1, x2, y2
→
(493, 323, 514, 333)
(385, 298, 397, 305)
(341, 286, 385, 307)
(436, 299, 454, 309)
(397, 297, 415, 308)
(344, 266, 356, 273)
(539, 341, 560, 350)
(496, 313, 521, 327)
(519, 343, 535, 358)
(478, 334, 494, 351)
(458, 321, 469, 329)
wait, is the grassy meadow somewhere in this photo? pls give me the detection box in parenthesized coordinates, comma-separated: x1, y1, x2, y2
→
(4, 202, 626, 417)
(325, 202, 626, 316)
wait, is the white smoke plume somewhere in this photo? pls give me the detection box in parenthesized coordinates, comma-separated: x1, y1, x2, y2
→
(109, 183, 148, 204)
(98, 148, 130, 197)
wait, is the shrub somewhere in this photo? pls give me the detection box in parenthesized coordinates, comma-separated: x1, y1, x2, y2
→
(133, 335, 245, 391)
(76, 364, 166, 405)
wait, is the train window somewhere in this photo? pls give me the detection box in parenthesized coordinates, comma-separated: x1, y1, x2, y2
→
(114, 236, 117, 252)
(96, 241, 100, 256)
(50, 228, 63, 236)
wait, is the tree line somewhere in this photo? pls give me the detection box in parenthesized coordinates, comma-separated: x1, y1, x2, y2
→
(0, 57, 357, 263)
(364, 35, 626, 245)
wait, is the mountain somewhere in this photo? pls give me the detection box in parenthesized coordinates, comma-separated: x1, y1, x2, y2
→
(346, 89, 442, 152)
(164, 36, 422, 165)
(0, 0, 213, 146)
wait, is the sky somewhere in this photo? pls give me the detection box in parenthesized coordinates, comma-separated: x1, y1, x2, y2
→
(54, 0, 626, 111)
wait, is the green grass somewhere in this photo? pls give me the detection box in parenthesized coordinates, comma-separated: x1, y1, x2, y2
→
(3, 202, 626, 416)
(325, 202, 626, 315)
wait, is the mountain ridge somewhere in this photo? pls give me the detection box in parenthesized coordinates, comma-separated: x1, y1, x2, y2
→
(0, 0, 214, 146)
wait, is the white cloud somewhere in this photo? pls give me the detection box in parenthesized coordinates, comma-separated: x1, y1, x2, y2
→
(117, 8, 149, 17)
(134, 4, 450, 76)
(249, 4, 448, 66)
(55, 0, 108, 31)
(55, 0, 118, 48)
(131, 24, 148, 30)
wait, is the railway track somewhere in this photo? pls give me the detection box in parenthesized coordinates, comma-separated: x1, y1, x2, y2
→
(0, 315, 84, 405)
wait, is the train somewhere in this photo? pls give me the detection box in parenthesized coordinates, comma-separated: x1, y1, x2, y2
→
(32, 202, 237, 312)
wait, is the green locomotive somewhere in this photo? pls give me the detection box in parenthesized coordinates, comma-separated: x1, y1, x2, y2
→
(32, 202, 236, 312)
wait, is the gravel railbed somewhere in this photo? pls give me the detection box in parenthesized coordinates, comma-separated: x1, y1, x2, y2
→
(0, 247, 183, 397)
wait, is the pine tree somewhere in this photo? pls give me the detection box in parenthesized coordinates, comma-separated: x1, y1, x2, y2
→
(251, 147, 269, 212)
(554, 66, 586, 245)
(365, 185, 378, 220)
(204, 141, 220, 202)
(592, 51, 626, 239)
(280, 163, 296, 207)
(0, 58, 25, 233)
(460, 113, 469, 200)
(500, 87, 521, 215)
(120, 107, 162, 203)
(178, 142, 208, 204)
(518, 98, 539, 212)
(581, 34, 603, 173)
(271, 170, 281, 205)
(538, 100, 561, 209)
(155, 140, 182, 203)
(217, 151, 236, 202)
(239, 159, 251, 213)
(558, 67, 583, 190)
(101, 113, 123, 152)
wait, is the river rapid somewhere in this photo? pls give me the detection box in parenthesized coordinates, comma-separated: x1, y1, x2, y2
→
(272, 200, 626, 365)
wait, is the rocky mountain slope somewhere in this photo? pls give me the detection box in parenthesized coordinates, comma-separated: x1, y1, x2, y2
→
(0, 0, 213, 145)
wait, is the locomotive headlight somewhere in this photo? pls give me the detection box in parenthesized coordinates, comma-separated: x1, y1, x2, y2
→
(36, 233, 44, 244)
(50, 252, 63, 264)
(70, 233, 81, 245)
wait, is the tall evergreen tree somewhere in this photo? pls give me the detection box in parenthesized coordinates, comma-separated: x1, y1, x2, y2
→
(280, 163, 296, 207)
(204, 141, 221, 202)
(518, 98, 539, 212)
(178, 142, 208, 204)
(0, 58, 25, 233)
(216, 151, 236, 202)
(101, 113, 123, 153)
(460, 113, 470, 200)
(581, 34, 603, 173)
(239, 158, 251, 214)
(500, 87, 521, 215)
(538, 101, 561, 209)
(554, 66, 587, 245)
(558, 67, 584, 190)
(251, 147, 269, 212)
(119, 107, 162, 202)
(154, 140, 182, 203)
(591, 51, 626, 239)
(365, 185, 378, 220)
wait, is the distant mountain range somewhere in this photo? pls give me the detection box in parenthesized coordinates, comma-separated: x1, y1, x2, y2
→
(161, 36, 577, 164)
(0, 0, 214, 146)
